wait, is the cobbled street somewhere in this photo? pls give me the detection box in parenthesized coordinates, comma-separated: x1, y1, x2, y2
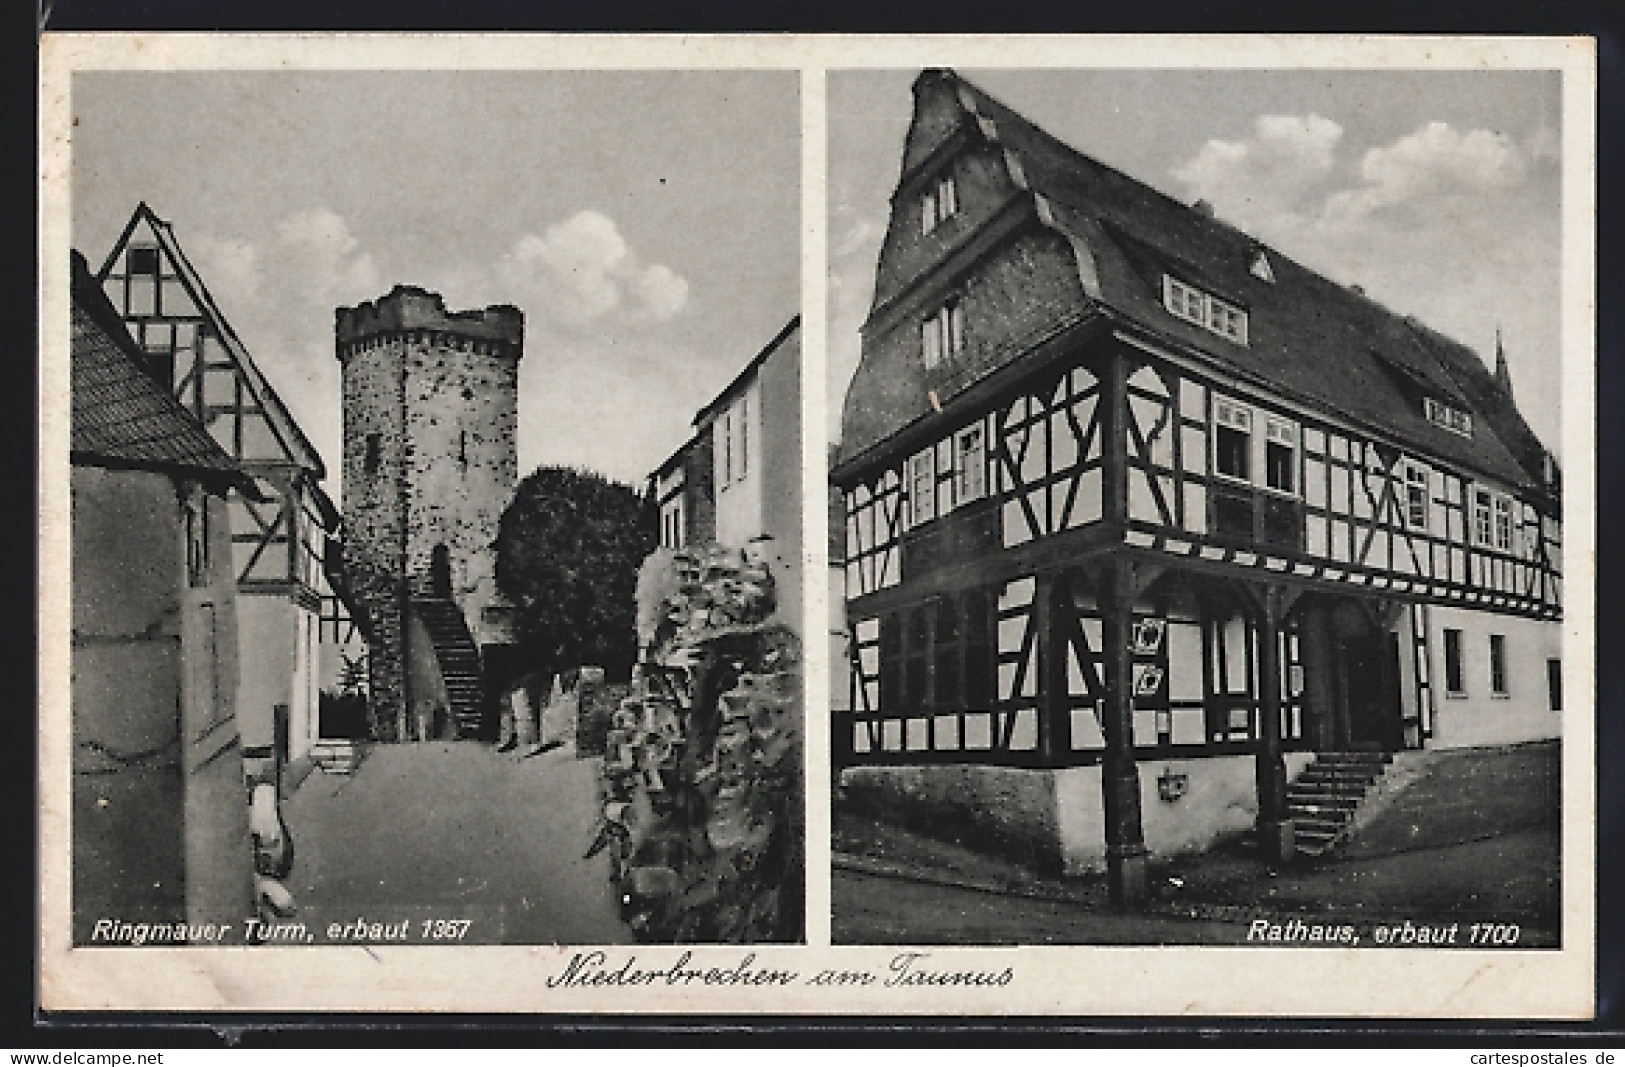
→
(284, 742, 632, 945)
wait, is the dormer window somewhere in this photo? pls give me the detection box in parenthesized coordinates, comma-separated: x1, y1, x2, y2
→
(1423, 396, 1473, 438)
(921, 300, 965, 370)
(921, 173, 958, 235)
(1249, 250, 1276, 283)
(1162, 275, 1248, 344)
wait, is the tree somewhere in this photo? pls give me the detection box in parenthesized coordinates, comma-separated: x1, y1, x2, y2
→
(495, 466, 657, 682)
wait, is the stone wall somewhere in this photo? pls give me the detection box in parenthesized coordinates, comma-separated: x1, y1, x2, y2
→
(338, 337, 409, 739)
(403, 333, 520, 649)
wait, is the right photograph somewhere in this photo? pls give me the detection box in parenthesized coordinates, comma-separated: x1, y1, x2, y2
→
(826, 67, 1564, 946)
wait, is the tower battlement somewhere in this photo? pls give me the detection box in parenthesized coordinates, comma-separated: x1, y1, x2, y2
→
(336, 285, 524, 358)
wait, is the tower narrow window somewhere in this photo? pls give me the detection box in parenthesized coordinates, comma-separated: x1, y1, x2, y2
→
(364, 432, 382, 475)
(738, 394, 748, 478)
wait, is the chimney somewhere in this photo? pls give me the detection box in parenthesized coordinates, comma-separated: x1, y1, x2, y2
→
(1192, 199, 1215, 218)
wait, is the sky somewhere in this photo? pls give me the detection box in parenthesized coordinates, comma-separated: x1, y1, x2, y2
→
(827, 68, 1564, 456)
(72, 70, 800, 490)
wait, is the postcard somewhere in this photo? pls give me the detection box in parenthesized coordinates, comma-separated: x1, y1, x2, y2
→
(38, 32, 1596, 1018)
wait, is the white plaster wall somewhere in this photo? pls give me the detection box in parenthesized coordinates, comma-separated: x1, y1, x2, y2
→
(235, 595, 296, 752)
(713, 376, 764, 549)
(1054, 752, 1315, 876)
(1426, 607, 1561, 748)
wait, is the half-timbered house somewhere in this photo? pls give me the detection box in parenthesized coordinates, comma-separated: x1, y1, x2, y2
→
(95, 204, 365, 776)
(832, 70, 1562, 903)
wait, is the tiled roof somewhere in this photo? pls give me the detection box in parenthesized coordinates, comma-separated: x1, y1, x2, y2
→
(840, 69, 1554, 498)
(70, 251, 251, 492)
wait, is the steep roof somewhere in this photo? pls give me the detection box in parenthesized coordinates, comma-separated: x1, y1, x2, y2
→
(97, 203, 326, 478)
(840, 69, 1555, 499)
(71, 251, 254, 495)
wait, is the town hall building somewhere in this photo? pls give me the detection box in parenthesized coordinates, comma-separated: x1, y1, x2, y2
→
(831, 70, 1563, 905)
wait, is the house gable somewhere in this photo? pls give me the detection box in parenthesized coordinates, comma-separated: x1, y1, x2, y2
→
(96, 203, 325, 479)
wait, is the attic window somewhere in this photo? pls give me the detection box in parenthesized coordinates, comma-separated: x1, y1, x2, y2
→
(1162, 275, 1248, 344)
(1422, 396, 1473, 438)
(128, 246, 160, 276)
(921, 174, 958, 235)
(1249, 250, 1276, 283)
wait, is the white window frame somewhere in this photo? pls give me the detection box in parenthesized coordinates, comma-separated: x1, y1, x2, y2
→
(1402, 460, 1431, 531)
(921, 173, 958, 235)
(1212, 398, 1254, 485)
(1163, 275, 1249, 344)
(921, 300, 966, 370)
(1263, 417, 1299, 496)
(1423, 396, 1474, 438)
(908, 450, 936, 527)
(955, 422, 987, 505)
(1472, 487, 1494, 546)
(1492, 494, 1513, 552)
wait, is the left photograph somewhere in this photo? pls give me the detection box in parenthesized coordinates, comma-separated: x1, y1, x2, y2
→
(67, 69, 803, 946)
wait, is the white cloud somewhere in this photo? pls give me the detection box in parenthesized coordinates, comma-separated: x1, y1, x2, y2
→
(188, 233, 262, 304)
(1326, 122, 1530, 222)
(1170, 114, 1344, 231)
(272, 207, 382, 300)
(497, 209, 689, 327)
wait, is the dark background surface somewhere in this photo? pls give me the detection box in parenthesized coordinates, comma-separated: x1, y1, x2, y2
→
(22, 0, 1625, 1047)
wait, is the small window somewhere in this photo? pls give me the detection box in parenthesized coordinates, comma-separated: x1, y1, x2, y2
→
(1423, 396, 1474, 437)
(1548, 658, 1561, 711)
(1264, 418, 1297, 494)
(1214, 401, 1252, 482)
(1249, 250, 1276, 283)
(1472, 489, 1494, 546)
(921, 301, 965, 370)
(1403, 462, 1431, 530)
(1444, 628, 1465, 695)
(1163, 275, 1248, 344)
(955, 424, 986, 504)
(721, 412, 733, 486)
(1489, 634, 1508, 695)
(364, 433, 381, 475)
(128, 245, 160, 276)
(1493, 496, 1513, 552)
(921, 173, 958, 235)
(909, 450, 935, 526)
(738, 395, 749, 478)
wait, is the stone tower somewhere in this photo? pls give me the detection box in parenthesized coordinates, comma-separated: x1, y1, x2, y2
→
(335, 285, 524, 741)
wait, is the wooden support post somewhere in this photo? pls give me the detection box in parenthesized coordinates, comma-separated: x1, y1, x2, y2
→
(1035, 572, 1070, 765)
(1252, 583, 1299, 865)
(1100, 554, 1150, 906)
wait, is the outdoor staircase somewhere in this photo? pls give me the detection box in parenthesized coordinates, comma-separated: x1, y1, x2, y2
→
(410, 597, 485, 739)
(311, 738, 364, 775)
(1288, 750, 1395, 858)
